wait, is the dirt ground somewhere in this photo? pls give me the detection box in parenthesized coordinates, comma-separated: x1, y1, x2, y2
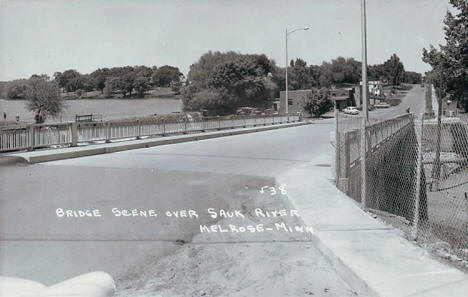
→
(114, 185, 360, 297)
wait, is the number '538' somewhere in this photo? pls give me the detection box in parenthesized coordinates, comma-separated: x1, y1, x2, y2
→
(259, 185, 287, 195)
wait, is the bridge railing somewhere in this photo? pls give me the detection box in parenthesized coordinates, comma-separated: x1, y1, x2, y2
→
(337, 84, 468, 267)
(336, 113, 413, 200)
(0, 114, 300, 152)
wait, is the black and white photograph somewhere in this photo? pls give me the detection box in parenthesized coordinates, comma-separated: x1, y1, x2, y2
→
(1, 0, 468, 296)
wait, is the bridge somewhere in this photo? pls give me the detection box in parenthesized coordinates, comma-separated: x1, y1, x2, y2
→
(1, 86, 468, 297)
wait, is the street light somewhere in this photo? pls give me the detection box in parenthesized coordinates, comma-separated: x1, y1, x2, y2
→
(285, 26, 310, 114)
(360, 0, 369, 209)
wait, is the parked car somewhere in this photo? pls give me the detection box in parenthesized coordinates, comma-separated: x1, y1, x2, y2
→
(374, 103, 391, 108)
(236, 107, 262, 115)
(343, 106, 359, 115)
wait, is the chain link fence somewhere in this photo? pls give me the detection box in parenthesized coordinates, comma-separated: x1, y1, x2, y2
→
(335, 86, 468, 270)
(417, 115, 468, 267)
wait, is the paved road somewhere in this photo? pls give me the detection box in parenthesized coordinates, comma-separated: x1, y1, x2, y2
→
(0, 121, 365, 296)
(370, 85, 426, 120)
(337, 85, 426, 131)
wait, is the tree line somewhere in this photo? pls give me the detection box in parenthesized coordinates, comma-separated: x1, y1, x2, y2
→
(278, 53, 421, 91)
(422, 0, 468, 112)
(2, 50, 422, 122)
(4, 65, 184, 100)
(181, 51, 421, 115)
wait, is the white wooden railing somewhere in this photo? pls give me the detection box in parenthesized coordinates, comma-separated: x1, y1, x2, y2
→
(0, 115, 300, 152)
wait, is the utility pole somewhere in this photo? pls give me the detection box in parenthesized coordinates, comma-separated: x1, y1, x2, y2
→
(360, 0, 369, 208)
(285, 27, 309, 115)
(285, 28, 289, 115)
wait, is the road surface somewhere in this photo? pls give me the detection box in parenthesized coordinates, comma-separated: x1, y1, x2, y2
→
(0, 88, 424, 295)
(337, 85, 426, 131)
(370, 85, 426, 120)
(0, 120, 364, 296)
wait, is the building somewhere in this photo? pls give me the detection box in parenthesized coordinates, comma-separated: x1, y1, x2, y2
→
(278, 89, 311, 115)
(278, 87, 358, 116)
(361, 80, 384, 96)
(329, 88, 356, 111)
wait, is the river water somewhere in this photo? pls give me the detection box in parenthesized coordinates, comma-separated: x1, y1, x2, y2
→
(0, 98, 182, 123)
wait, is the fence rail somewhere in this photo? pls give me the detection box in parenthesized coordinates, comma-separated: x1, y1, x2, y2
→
(336, 84, 468, 269)
(0, 115, 299, 152)
(337, 113, 414, 197)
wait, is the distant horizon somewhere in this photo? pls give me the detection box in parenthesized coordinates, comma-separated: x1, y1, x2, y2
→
(0, 0, 449, 81)
(0, 51, 424, 82)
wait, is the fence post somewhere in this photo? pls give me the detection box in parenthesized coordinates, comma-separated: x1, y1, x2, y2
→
(335, 131, 341, 185)
(184, 117, 188, 134)
(412, 113, 425, 240)
(243, 117, 246, 128)
(337, 132, 350, 193)
(28, 124, 34, 151)
(360, 117, 367, 208)
(71, 122, 78, 147)
(105, 122, 111, 143)
(218, 117, 221, 130)
(136, 119, 141, 139)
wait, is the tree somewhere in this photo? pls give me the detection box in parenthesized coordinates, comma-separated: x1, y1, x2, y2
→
(318, 62, 334, 88)
(134, 75, 150, 98)
(402, 71, 422, 84)
(103, 79, 114, 98)
(187, 51, 240, 89)
(134, 65, 153, 80)
(53, 72, 66, 92)
(152, 65, 183, 87)
(170, 80, 182, 94)
(423, 0, 468, 111)
(182, 88, 226, 113)
(302, 88, 333, 118)
(383, 54, 405, 85)
(56, 69, 84, 92)
(114, 71, 136, 98)
(133, 66, 152, 97)
(289, 58, 311, 90)
(6, 79, 29, 99)
(368, 64, 387, 82)
(82, 74, 95, 92)
(26, 77, 65, 123)
(182, 51, 277, 114)
(89, 69, 107, 93)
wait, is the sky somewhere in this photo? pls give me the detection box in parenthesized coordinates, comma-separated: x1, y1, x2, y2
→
(0, 0, 451, 81)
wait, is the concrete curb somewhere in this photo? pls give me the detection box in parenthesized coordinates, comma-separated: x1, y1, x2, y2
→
(2, 122, 310, 164)
(0, 155, 29, 166)
(279, 165, 468, 297)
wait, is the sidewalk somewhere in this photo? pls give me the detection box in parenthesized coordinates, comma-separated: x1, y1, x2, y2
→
(278, 158, 468, 297)
(0, 121, 310, 164)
